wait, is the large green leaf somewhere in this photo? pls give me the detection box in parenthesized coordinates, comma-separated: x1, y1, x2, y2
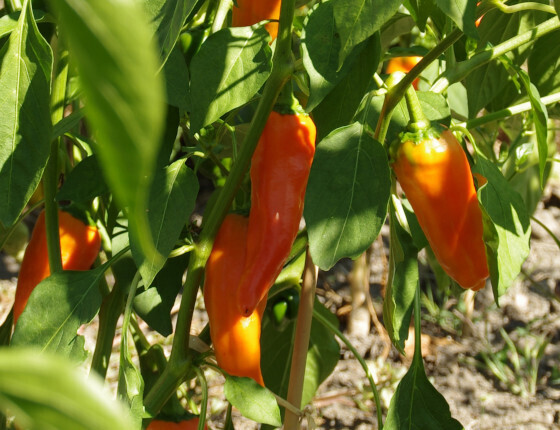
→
(0, 349, 135, 430)
(144, 0, 199, 65)
(385, 353, 463, 429)
(11, 267, 104, 361)
(130, 160, 198, 286)
(51, 0, 166, 266)
(312, 33, 380, 141)
(301, 0, 369, 112)
(332, 0, 401, 70)
(383, 198, 419, 354)
(304, 122, 391, 270)
(189, 26, 272, 132)
(0, 1, 52, 226)
(473, 156, 531, 299)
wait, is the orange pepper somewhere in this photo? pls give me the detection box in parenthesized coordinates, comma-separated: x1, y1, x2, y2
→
(385, 56, 423, 89)
(235, 110, 316, 316)
(13, 210, 101, 323)
(391, 130, 489, 291)
(204, 214, 266, 386)
(231, 0, 282, 41)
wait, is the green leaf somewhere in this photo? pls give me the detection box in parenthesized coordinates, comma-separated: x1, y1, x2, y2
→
(332, 0, 401, 70)
(143, 0, 198, 65)
(301, 0, 369, 112)
(312, 33, 380, 141)
(261, 299, 339, 409)
(52, 109, 84, 140)
(383, 198, 419, 354)
(162, 46, 191, 111)
(56, 155, 109, 205)
(130, 160, 198, 286)
(528, 29, 560, 96)
(189, 26, 272, 132)
(224, 376, 282, 427)
(402, 0, 441, 32)
(385, 353, 463, 429)
(134, 253, 188, 336)
(434, 0, 477, 39)
(0, 9, 49, 38)
(517, 70, 548, 187)
(0, 1, 52, 226)
(11, 267, 105, 361)
(51, 0, 166, 267)
(556, 0, 560, 17)
(473, 156, 531, 299)
(304, 122, 391, 270)
(0, 349, 136, 430)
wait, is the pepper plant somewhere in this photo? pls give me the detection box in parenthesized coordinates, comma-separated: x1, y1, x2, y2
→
(0, 0, 558, 429)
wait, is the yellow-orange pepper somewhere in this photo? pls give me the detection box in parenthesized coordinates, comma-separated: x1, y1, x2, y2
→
(203, 214, 266, 386)
(13, 210, 101, 324)
(391, 130, 489, 291)
(235, 111, 316, 316)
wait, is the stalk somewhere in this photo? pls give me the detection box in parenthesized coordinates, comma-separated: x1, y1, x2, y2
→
(284, 250, 318, 429)
(431, 16, 560, 93)
(143, 0, 298, 417)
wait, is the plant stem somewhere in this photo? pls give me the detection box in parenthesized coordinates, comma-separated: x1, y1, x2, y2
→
(313, 308, 384, 429)
(458, 91, 560, 130)
(211, 0, 232, 33)
(194, 367, 208, 430)
(404, 85, 429, 131)
(143, 0, 297, 418)
(431, 16, 560, 93)
(494, 1, 556, 15)
(44, 46, 69, 274)
(374, 29, 463, 144)
(284, 250, 317, 429)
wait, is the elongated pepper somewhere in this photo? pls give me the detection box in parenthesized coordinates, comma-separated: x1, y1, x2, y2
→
(203, 214, 266, 386)
(391, 129, 489, 290)
(235, 111, 316, 316)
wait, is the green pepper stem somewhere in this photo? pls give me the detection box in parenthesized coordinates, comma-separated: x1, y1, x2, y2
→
(143, 0, 297, 418)
(431, 16, 560, 93)
(284, 250, 317, 429)
(374, 29, 463, 144)
(404, 86, 429, 132)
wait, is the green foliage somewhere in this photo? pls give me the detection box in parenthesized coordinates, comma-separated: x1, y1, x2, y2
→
(304, 122, 391, 270)
(224, 376, 282, 427)
(2, 0, 558, 428)
(0, 349, 136, 430)
(0, 1, 52, 226)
